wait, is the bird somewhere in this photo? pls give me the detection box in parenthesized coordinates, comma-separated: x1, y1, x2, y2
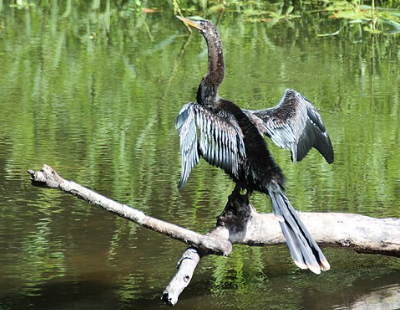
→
(175, 16, 334, 274)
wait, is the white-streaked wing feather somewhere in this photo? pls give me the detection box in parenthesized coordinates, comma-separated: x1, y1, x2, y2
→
(175, 102, 246, 189)
(245, 89, 334, 164)
(175, 103, 200, 189)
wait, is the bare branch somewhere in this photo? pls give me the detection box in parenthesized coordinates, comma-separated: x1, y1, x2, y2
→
(27, 164, 400, 257)
(162, 247, 201, 306)
(218, 203, 400, 257)
(161, 198, 400, 305)
(28, 165, 232, 256)
(28, 165, 400, 306)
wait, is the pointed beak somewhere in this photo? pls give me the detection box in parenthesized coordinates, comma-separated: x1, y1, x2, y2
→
(177, 16, 202, 31)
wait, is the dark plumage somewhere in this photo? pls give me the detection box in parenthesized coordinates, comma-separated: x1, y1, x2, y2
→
(245, 89, 334, 164)
(176, 16, 333, 274)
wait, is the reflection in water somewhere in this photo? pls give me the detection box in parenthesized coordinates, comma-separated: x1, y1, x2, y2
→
(334, 285, 400, 310)
(331, 272, 400, 310)
(0, 2, 400, 310)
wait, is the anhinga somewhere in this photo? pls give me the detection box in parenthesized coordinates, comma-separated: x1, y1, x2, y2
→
(175, 16, 334, 274)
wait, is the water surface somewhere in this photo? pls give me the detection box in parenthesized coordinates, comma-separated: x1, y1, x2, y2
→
(0, 2, 399, 309)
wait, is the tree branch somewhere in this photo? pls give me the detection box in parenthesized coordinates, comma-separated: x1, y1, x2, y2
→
(28, 165, 232, 256)
(217, 197, 400, 257)
(28, 165, 400, 306)
(162, 247, 201, 306)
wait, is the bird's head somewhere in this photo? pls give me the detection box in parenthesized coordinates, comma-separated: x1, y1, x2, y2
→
(177, 16, 217, 36)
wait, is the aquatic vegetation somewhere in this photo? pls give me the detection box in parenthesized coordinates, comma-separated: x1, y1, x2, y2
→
(319, 0, 400, 35)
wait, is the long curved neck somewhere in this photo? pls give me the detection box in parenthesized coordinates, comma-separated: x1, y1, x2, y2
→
(196, 29, 224, 109)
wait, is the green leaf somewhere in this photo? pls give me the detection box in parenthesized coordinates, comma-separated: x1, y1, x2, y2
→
(363, 26, 381, 34)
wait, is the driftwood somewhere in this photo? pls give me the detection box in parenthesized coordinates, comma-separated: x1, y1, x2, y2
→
(28, 165, 400, 306)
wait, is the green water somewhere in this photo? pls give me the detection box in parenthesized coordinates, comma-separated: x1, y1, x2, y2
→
(0, 2, 399, 309)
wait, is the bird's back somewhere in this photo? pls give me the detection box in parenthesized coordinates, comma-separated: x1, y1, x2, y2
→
(215, 99, 285, 193)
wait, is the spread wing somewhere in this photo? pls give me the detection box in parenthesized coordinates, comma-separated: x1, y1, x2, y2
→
(175, 102, 246, 189)
(245, 89, 334, 163)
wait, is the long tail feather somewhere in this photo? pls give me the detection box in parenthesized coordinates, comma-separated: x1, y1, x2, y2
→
(270, 191, 330, 274)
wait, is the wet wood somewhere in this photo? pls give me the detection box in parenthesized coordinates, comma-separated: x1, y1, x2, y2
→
(28, 165, 400, 306)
